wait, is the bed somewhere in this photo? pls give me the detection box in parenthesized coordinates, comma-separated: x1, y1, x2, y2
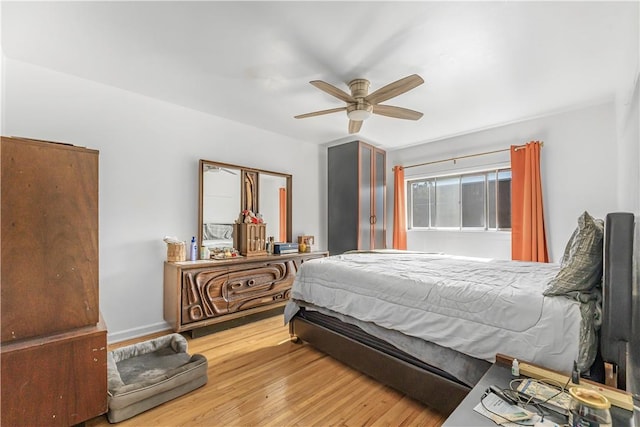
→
(202, 223, 234, 249)
(285, 212, 635, 413)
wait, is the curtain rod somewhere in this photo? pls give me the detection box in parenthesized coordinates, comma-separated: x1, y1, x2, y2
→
(398, 141, 544, 170)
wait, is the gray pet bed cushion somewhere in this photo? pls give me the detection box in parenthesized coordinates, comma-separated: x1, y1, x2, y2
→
(107, 333, 208, 423)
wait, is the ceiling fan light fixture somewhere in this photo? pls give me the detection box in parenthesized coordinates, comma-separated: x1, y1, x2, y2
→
(347, 102, 373, 121)
(347, 109, 372, 121)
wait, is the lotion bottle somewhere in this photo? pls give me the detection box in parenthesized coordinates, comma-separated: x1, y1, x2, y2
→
(190, 236, 197, 261)
(511, 359, 520, 376)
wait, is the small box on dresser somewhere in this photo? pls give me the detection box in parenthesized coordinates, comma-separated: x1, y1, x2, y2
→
(273, 242, 299, 254)
(234, 222, 267, 256)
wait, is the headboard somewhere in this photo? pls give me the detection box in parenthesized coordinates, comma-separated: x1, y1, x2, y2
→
(600, 212, 635, 390)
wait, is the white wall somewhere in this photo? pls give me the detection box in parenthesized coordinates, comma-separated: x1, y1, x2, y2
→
(616, 74, 640, 214)
(387, 102, 619, 262)
(2, 58, 327, 342)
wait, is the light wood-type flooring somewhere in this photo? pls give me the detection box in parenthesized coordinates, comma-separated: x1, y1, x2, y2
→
(86, 315, 447, 426)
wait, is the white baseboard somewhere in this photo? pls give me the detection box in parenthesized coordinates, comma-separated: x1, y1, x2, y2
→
(107, 321, 173, 344)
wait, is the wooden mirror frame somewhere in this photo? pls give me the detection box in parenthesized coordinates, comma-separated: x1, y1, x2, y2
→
(241, 169, 259, 213)
(198, 159, 292, 250)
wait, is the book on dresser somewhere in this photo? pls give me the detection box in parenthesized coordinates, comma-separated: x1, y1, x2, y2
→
(273, 242, 299, 254)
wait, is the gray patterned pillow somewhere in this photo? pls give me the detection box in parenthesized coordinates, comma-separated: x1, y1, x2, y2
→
(559, 226, 579, 265)
(543, 211, 604, 296)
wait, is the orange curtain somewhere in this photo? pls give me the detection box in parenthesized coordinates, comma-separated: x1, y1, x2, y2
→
(510, 141, 549, 262)
(279, 188, 286, 242)
(392, 166, 407, 250)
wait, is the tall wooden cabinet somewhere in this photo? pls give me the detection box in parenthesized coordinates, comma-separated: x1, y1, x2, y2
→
(328, 141, 386, 254)
(1, 136, 107, 425)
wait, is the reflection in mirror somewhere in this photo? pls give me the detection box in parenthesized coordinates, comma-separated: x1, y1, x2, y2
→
(259, 173, 288, 242)
(199, 159, 292, 252)
(200, 163, 241, 250)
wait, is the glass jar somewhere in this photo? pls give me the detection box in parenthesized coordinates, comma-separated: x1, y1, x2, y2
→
(568, 387, 612, 427)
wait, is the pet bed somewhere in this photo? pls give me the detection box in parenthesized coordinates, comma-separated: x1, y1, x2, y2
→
(106, 333, 208, 423)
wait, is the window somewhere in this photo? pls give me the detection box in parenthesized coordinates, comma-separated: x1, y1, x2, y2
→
(407, 169, 511, 230)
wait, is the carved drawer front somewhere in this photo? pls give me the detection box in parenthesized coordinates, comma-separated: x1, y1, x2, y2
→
(225, 260, 296, 312)
(165, 252, 329, 332)
(182, 268, 229, 324)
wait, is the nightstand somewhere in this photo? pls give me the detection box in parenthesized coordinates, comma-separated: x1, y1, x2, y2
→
(443, 356, 637, 426)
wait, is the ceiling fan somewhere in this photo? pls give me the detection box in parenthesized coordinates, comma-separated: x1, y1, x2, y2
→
(295, 74, 424, 133)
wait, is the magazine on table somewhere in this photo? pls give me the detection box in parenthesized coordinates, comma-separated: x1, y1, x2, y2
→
(473, 392, 534, 424)
(473, 392, 562, 426)
(516, 378, 571, 415)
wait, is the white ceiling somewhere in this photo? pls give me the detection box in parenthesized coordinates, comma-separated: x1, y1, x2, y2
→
(2, 1, 638, 150)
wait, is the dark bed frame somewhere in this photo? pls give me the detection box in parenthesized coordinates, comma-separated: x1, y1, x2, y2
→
(289, 212, 636, 413)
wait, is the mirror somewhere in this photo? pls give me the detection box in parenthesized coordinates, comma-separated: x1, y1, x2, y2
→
(198, 159, 292, 252)
(258, 172, 289, 243)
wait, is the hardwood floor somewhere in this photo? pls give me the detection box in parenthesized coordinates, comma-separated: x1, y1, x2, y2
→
(87, 315, 447, 426)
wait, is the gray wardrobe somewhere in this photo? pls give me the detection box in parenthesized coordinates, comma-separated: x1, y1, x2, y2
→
(328, 141, 386, 254)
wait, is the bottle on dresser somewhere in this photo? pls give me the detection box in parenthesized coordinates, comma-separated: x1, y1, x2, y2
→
(190, 236, 198, 261)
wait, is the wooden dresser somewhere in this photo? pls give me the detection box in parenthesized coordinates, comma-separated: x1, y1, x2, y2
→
(1, 136, 107, 425)
(164, 252, 328, 333)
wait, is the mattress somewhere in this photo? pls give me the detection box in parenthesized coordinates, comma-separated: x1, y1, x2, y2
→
(285, 251, 582, 374)
(291, 302, 491, 386)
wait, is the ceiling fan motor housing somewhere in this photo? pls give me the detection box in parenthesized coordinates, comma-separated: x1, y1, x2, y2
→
(347, 79, 373, 120)
(348, 79, 370, 98)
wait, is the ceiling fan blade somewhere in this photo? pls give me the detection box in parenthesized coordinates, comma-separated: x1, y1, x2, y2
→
(348, 120, 363, 134)
(295, 107, 347, 119)
(365, 74, 424, 105)
(310, 80, 355, 103)
(372, 104, 423, 120)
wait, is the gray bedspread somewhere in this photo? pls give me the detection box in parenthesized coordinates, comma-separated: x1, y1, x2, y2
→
(286, 251, 600, 376)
